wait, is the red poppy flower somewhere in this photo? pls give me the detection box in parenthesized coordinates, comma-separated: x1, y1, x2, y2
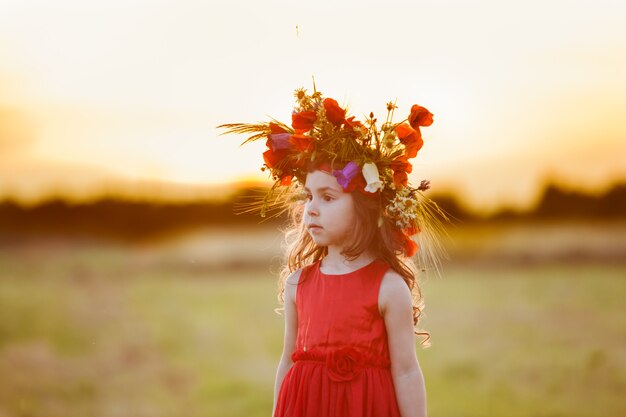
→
(405, 139, 423, 159)
(344, 116, 361, 128)
(391, 229, 418, 257)
(323, 98, 346, 126)
(393, 171, 408, 187)
(325, 346, 364, 382)
(408, 104, 434, 129)
(269, 122, 289, 134)
(289, 134, 315, 152)
(390, 155, 413, 174)
(262, 148, 290, 169)
(390, 155, 413, 187)
(344, 116, 367, 137)
(292, 111, 317, 132)
(405, 235, 419, 257)
(343, 173, 366, 193)
(405, 224, 421, 236)
(395, 123, 424, 159)
(280, 175, 293, 186)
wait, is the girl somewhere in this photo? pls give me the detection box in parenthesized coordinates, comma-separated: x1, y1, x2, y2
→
(218, 86, 446, 417)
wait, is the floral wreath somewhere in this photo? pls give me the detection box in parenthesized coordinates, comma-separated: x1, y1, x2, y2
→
(218, 84, 449, 262)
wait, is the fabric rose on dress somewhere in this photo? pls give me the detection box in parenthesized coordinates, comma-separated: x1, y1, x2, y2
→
(323, 98, 346, 126)
(408, 104, 434, 129)
(362, 162, 383, 193)
(325, 346, 364, 382)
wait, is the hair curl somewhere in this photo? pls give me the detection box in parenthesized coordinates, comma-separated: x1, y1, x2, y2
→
(273, 172, 431, 349)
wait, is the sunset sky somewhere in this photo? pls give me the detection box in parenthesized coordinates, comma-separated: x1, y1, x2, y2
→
(1, 0, 625, 213)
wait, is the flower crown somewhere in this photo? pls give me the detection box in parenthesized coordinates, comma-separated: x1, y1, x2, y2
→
(218, 85, 449, 261)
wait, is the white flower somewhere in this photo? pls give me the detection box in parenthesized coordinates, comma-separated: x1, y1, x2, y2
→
(362, 162, 383, 193)
(382, 131, 397, 148)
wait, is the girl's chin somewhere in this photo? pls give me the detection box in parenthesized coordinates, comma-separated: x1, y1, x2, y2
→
(310, 235, 329, 245)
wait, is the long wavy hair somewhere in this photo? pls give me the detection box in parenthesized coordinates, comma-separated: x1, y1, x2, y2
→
(273, 171, 432, 349)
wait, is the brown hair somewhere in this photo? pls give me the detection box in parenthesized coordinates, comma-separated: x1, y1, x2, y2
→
(274, 172, 431, 349)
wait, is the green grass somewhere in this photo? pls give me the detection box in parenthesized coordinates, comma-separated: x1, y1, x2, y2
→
(0, 242, 624, 417)
(418, 264, 626, 417)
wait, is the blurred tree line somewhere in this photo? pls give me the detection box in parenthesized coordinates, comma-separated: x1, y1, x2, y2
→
(0, 181, 624, 243)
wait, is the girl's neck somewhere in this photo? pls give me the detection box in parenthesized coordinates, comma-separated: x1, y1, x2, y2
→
(321, 247, 377, 275)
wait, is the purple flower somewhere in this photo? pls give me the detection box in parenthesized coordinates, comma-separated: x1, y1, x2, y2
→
(267, 133, 292, 150)
(332, 161, 360, 190)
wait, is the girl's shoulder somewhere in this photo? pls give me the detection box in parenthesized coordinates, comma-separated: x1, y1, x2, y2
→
(285, 262, 318, 305)
(285, 266, 308, 305)
(285, 268, 304, 286)
(378, 268, 412, 317)
(286, 261, 319, 285)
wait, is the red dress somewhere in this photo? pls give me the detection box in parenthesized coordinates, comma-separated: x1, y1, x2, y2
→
(274, 258, 402, 417)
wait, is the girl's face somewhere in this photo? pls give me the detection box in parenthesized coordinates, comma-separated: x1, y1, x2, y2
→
(303, 170, 357, 248)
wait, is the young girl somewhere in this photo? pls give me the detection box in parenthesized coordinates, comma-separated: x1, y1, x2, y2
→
(219, 86, 446, 417)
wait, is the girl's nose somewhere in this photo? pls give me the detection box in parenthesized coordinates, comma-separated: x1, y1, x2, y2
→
(306, 202, 318, 217)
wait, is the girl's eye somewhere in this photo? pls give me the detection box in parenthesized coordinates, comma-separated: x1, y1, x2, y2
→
(323, 195, 333, 202)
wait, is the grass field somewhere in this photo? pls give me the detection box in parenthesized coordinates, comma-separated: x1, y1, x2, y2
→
(0, 228, 625, 417)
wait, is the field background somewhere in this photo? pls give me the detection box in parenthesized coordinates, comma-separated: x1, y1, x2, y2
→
(1, 220, 625, 417)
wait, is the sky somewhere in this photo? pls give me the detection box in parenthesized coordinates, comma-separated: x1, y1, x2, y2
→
(1, 0, 625, 212)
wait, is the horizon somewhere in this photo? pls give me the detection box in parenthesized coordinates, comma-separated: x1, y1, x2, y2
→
(2, 173, 624, 218)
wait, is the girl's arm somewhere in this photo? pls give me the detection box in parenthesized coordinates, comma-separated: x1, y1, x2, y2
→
(272, 269, 301, 416)
(381, 271, 428, 417)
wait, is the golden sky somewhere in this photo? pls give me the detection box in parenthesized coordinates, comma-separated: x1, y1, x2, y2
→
(1, 0, 625, 212)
